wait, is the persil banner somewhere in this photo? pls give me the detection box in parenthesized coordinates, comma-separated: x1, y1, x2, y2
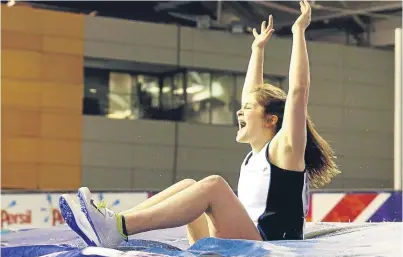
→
(1, 192, 149, 229)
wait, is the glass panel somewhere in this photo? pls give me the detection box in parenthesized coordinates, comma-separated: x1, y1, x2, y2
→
(162, 76, 174, 109)
(264, 76, 281, 87)
(186, 71, 211, 124)
(161, 73, 185, 110)
(134, 75, 159, 119)
(211, 74, 235, 125)
(173, 73, 186, 109)
(108, 72, 136, 120)
(235, 75, 244, 111)
(83, 68, 109, 116)
(159, 73, 185, 121)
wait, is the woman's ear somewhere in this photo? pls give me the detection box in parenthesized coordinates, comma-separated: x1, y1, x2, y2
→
(265, 114, 278, 127)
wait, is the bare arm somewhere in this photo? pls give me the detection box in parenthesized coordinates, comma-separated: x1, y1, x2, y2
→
(242, 16, 275, 102)
(242, 49, 264, 101)
(281, 0, 311, 154)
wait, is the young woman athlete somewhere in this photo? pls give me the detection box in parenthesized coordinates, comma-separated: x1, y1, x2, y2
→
(60, 0, 340, 248)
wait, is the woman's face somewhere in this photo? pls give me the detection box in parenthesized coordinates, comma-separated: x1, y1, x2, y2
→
(236, 93, 268, 144)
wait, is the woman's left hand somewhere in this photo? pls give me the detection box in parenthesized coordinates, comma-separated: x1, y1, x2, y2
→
(251, 15, 275, 50)
(292, 0, 311, 33)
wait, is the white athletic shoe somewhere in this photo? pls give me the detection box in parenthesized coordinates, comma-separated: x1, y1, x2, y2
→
(77, 187, 128, 249)
(59, 194, 101, 246)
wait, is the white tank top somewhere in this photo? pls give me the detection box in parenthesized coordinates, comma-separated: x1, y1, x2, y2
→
(237, 142, 271, 226)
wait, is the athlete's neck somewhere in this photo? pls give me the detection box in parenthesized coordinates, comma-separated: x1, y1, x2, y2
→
(250, 133, 275, 153)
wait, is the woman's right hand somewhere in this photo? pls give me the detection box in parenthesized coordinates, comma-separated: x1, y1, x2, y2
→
(251, 15, 275, 50)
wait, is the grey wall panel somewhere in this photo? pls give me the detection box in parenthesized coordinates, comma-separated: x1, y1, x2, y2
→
(132, 169, 174, 190)
(343, 178, 393, 189)
(178, 123, 240, 149)
(84, 16, 178, 65)
(263, 57, 289, 77)
(338, 157, 393, 180)
(342, 67, 391, 86)
(337, 132, 393, 159)
(176, 147, 245, 174)
(308, 105, 344, 129)
(344, 109, 393, 133)
(181, 28, 251, 56)
(85, 40, 178, 65)
(311, 65, 343, 81)
(85, 16, 178, 48)
(132, 145, 175, 170)
(186, 52, 249, 73)
(175, 170, 240, 189)
(308, 82, 344, 105)
(82, 141, 134, 168)
(81, 166, 133, 189)
(83, 116, 175, 145)
(264, 38, 293, 61)
(307, 41, 344, 67)
(343, 46, 394, 72)
(344, 84, 394, 110)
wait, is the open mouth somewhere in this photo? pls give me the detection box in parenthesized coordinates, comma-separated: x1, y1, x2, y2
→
(238, 120, 246, 130)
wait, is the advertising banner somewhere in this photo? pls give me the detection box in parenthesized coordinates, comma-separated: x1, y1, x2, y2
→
(1, 192, 148, 229)
(1, 191, 401, 229)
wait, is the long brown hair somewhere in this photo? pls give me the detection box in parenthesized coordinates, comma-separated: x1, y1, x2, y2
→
(252, 84, 341, 188)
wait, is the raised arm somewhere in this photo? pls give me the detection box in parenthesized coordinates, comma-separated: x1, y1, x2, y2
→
(281, 0, 311, 154)
(242, 16, 275, 102)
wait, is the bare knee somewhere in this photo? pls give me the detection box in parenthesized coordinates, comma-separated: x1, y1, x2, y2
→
(199, 176, 231, 213)
(180, 178, 197, 187)
(201, 175, 229, 191)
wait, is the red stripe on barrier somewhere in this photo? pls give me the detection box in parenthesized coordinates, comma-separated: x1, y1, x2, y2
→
(306, 194, 312, 222)
(322, 193, 377, 222)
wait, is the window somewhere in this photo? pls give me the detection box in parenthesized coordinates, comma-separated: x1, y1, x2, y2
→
(83, 68, 109, 116)
(134, 75, 159, 119)
(211, 74, 235, 125)
(108, 72, 137, 119)
(82, 65, 284, 125)
(160, 72, 186, 121)
(235, 75, 245, 114)
(186, 71, 211, 124)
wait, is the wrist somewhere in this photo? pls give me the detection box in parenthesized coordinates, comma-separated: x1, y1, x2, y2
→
(292, 27, 306, 35)
(251, 46, 265, 52)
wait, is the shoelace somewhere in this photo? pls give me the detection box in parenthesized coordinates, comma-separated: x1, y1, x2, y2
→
(96, 200, 107, 210)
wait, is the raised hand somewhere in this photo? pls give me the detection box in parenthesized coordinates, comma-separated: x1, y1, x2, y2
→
(292, 0, 311, 33)
(252, 15, 275, 50)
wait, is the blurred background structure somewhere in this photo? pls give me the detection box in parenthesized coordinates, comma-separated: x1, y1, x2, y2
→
(1, 1, 402, 229)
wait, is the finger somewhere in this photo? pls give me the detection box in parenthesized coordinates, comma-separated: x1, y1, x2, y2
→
(261, 21, 266, 33)
(305, 0, 311, 13)
(253, 28, 259, 38)
(267, 15, 273, 30)
(300, 1, 304, 12)
(263, 29, 275, 41)
(304, 0, 311, 13)
(304, 0, 310, 9)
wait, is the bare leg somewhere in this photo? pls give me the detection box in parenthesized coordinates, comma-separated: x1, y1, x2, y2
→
(123, 175, 262, 241)
(120, 179, 196, 214)
(120, 179, 210, 244)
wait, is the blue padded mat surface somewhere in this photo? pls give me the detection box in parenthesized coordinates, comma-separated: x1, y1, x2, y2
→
(1, 223, 402, 257)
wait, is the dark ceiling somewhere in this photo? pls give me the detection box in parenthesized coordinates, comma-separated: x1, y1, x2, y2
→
(10, 1, 403, 44)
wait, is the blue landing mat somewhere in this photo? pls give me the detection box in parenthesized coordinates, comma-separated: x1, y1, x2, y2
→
(1, 223, 402, 257)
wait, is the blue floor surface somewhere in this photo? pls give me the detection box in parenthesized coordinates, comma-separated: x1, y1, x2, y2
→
(1, 223, 402, 257)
